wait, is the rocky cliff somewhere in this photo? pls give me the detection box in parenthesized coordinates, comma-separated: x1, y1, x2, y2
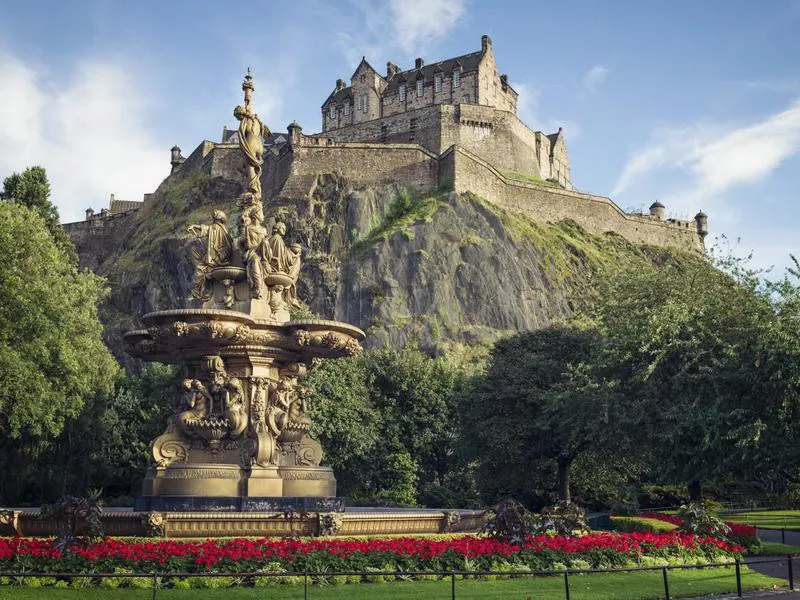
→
(77, 168, 676, 370)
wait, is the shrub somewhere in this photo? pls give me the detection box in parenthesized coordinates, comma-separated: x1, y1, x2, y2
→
(611, 516, 678, 533)
(676, 502, 730, 538)
(484, 499, 536, 544)
(533, 502, 589, 537)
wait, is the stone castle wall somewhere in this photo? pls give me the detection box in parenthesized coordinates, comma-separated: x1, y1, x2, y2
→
(65, 131, 704, 258)
(444, 146, 703, 252)
(316, 103, 571, 187)
(275, 136, 441, 200)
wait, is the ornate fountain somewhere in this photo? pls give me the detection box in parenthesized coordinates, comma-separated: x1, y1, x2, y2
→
(124, 71, 364, 512)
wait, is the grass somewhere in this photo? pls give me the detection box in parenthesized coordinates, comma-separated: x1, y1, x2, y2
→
(498, 167, 564, 189)
(348, 188, 450, 257)
(760, 541, 800, 555)
(722, 510, 800, 530)
(0, 567, 785, 600)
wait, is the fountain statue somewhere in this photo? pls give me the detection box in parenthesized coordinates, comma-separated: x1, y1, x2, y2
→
(124, 71, 364, 512)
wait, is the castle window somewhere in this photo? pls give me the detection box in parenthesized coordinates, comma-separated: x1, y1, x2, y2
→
(380, 124, 388, 142)
(416, 79, 424, 97)
(399, 84, 406, 102)
(329, 104, 337, 120)
(363, 93, 369, 111)
(434, 73, 442, 92)
(453, 69, 461, 88)
(343, 100, 350, 116)
(409, 117, 416, 142)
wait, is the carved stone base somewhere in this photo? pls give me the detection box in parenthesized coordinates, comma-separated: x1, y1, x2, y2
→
(134, 496, 344, 513)
(139, 463, 336, 507)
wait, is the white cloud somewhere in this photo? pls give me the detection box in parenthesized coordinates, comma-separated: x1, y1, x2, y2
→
(389, 0, 466, 54)
(612, 99, 800, 214)
(335, 0, 466, 67)
(0, 53, 165, 223)
(583, 65, 609, 94)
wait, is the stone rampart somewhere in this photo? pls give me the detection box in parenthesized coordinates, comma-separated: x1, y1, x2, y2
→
(445, 146, 703, 252)
(276, 136, 441, 199)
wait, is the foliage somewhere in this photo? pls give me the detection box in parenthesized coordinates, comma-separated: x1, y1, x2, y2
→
(461, 324, 623, 507)
(0, 166, 74, 257)
(498, 167, 564, 189)
(349, 189, 449, 256)
(40, 490, 105, 552)
(611, 516, 678, 534)
(0, 203, 119, 503)
(483, 500, 537, 544)
(304, 347, 472, 506)
(533, 502, 589, 537)
(676, 503, 731, 538)
(0, 533, 744, 582)
(593, 247, 800, 498)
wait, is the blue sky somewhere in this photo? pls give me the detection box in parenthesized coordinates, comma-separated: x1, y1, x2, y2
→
(1, 0, 798, 272)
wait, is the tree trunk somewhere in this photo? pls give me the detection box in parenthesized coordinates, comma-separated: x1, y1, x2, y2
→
(557, 458, 572, 503)
(688, 480, 702, 502)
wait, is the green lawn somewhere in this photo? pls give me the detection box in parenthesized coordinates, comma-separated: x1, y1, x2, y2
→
(0, 567, 785, 600)
(723, 510, 800, 530)
(760, 541, 800, 555)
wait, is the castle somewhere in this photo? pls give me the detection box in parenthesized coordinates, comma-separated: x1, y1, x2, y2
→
(318, 35, 571, 189)
(65, 35, 708, 254)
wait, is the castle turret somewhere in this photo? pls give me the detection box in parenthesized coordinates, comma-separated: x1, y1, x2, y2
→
(85, 208, 94, 221)
(695, 211, 708, 239)
(170, 145, 185, 172)
(288, 121, 303, 146)
(649, 201, 665, 221)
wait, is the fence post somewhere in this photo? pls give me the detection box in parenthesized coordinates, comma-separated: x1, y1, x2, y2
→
(662, 567, 670, 600)
(789, 555, 795, 591)
(152, 573, 157, 600)
(564, 570, 571, 600)
(735, 559, 742, 597)
(304, 569, 308, 600)
(451, 572, 456, 600)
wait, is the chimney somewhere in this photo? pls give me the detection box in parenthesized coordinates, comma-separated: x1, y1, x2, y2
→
(481, 34, 492, 52)
(386, 62, 399, 78)
(415, 57, 424, 69)
(335, 78, 346, 91)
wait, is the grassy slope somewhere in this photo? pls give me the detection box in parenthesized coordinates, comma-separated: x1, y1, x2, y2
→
(761, 541, 800, 555)
(723, 511, 800, 530)
(0, 568, 784, 600)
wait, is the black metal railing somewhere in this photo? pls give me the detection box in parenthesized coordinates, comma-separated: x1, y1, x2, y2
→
(0, 555, 797, 600)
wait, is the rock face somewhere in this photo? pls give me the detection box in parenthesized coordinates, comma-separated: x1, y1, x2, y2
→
(76, 169, 656, 370)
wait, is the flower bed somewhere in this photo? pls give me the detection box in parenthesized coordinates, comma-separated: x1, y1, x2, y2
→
(638, 512, 759, 548)
(0, 532, 743, 587)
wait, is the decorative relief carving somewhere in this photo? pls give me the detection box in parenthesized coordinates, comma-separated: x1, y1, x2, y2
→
(162, 469, 241, 480)
(317, 512, 343, 536)
(442, 511, 461, 533)
(141, 512, 166, 536)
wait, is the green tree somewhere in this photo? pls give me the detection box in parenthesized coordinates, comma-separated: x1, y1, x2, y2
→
(303, 347, 471, 506)
(0, 202, 118, 503)
(1, 166, 74, 257)
(462, 325, 619, 507)
(595, 248, 800, 499)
